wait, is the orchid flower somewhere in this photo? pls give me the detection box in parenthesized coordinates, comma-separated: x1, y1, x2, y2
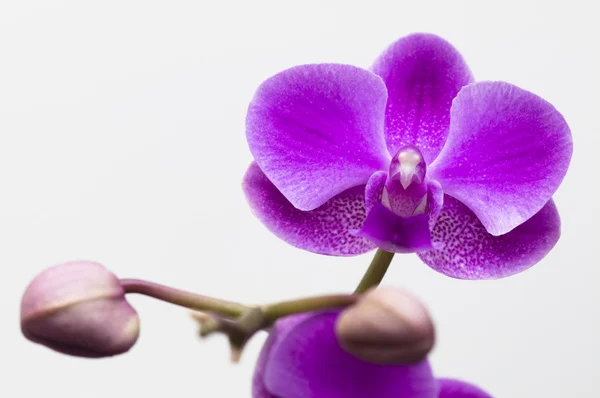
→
(253, 310, 491, 398)
(243, 33, 572, 279)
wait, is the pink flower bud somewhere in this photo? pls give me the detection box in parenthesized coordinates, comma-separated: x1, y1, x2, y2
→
(21, 261, 139, 358)
(335, 286, 434, 364)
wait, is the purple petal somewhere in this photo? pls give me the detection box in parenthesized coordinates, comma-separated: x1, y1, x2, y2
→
(418, 196, 560, 279)
(371, 33, 474, 164)
(429, 81, 572, 236)
(246, 64, 390, 211)
(243, 162, 375, 256)
(253, 314, 313, 398)
(356, 203, 436, 253)
(258, 311, 438, 398)
(437, 378, 493, 398)
(426, 180, 444, 230)
(364, 171, 388, 214)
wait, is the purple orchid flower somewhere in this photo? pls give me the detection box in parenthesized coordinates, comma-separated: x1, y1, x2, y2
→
(253, 310, 491, 398)
(243, 33, 572, 279)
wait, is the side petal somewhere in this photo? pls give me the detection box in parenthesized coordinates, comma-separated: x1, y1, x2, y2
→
(429, 81, 572, 236)
(418, 196, 561, 279)
(426, 180, 444, 230)
(247, 64, 390, 211)
(371, 33, 474, 164)
(243, 163, 375, 256)
(355, 203, 436, 254)
(437, 378, 493, 398)
(262, 311, 438, 398)
(364, 171, 388, 214)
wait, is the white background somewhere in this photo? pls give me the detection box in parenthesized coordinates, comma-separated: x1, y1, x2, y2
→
(1, 1, 598, 397)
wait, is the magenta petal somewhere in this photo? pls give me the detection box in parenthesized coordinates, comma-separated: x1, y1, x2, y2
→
(437, 378, 492, 398)
(243, 163, 375, 256)
(260, 311, 438, 398)
(418, 196, 560, 279)
(364, 171, 388, 214)
(429, 81, 572, 236)
(246, 64, 390, 211)
(355, 203, 435, 253)
(426, 180, 444, 230)
(371, 33, 474, 164)
(253, 314, 313, 398)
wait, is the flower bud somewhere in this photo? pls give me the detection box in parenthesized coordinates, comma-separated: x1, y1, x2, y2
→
(21, 261, 139, 358)
(335, 286, 434, 364)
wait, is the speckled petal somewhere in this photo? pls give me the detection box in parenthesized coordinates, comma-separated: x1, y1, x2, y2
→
(243, 162, 375, 256)
(258, 311, 438, 398)
(246, 64, 390, 211)
(364, 171, 388, 214)
(429, 81, 572, 236)
(355, 203, 436, 253)
(437, 378, 493, 398)
(426, 180, 444, 230)
(371, 33, 474, 164)
(418, 196, 560, 279)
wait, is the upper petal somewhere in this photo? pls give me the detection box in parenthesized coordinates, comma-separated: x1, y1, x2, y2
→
(243, 163, 375, 256)
(429, 81, 572, 236)
(246, 64, 390, 211)
(437, 378, 493, 398)
(371, 33, 474, 164)
(418, 196, 561, 279)
(260, 311, 438, 398)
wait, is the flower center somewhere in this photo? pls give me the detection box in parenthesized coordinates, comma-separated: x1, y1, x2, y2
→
(382, 146, 428, 217)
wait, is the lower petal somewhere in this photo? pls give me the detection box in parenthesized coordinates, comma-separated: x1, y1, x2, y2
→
(437, 378, 493, 398)
(243, 163, 375, 256)
(355, 203, 437, 254)
(262, 311, 438, 398)
(418, 196, 560, 279)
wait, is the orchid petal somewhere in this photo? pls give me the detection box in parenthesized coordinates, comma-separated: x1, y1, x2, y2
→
(355, 203, 436, 253)
(253, 314, 313, 398)
(418, 196, 560, 279)
(247, 64, 390, 211)
(429, 81, 572, 236)
(364, 171, 388, 214)
(437, 378, 493, 398)
(259, 311, 438, 398)
(243, 163, 375, 256)
(371, 33, 474, 163)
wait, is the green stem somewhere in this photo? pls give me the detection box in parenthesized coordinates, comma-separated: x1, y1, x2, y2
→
(120, 279, 249, 318)
(354, 248, 395, 294)
(262, 294, 358, 323)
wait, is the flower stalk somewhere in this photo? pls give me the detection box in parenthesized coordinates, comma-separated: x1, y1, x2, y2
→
(354, 248, 395, 293)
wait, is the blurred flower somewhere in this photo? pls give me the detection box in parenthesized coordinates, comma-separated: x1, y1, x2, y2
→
(21, 261, 139, 358)
(243, 33, 572, 279)
(336, 286, 434, 364)
(253, 309, 490, 398)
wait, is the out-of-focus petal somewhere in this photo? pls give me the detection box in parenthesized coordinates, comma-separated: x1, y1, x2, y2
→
(243, 162, 375, 256)
(253, 314, 313, 398)
(437, 378, 493, 398)
(371, 33, 474, 163)
(247, 64, 390, 211)
(260, 311, 438, 398)
(429, 81, 572, 236)
(418, 196, 560, 279)
(355, 203, 436, 253)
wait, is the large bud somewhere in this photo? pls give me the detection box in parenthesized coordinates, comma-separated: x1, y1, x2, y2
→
(21, 261, 139, 358)
(336, 286, 435, 364)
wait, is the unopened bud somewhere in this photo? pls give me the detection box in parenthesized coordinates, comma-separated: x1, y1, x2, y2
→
(21, 261, 139, 358)
(335, 286, 434, 364)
